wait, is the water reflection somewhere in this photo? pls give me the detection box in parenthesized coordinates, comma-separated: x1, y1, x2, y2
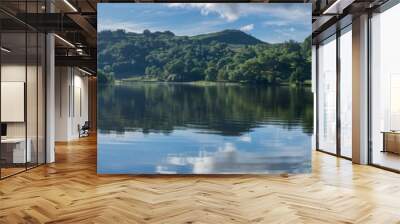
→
(98, 83, 313, 174)
(158, 143, 309, 174)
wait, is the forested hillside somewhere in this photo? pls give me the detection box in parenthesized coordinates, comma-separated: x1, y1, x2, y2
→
(98, 29, 311, 85)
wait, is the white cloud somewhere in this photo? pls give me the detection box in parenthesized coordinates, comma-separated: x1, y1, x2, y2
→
(168, 3, 311, 23)
(98, 17, 226, 37)
(239, 24, 254, 32)
(156, 166, 177, 174)
(269, 27, 307, 42)
(239, 135, 252, 142)
(263, 20, 290, 27)
(98, 3, 311, 42)
(168, 3, 241, 22)
(98, 19, 152, 33)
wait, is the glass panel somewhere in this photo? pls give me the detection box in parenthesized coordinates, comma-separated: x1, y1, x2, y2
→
(371, 4, 400, 171)
(317, 35, 337, 154)
(340, 26, 352, 158)
(26, 0, 38, 169)
(0, 1, 46, 178)
(38, 33, 45, 165)
(27, 31, 38, 169)
(1, 31, 27, 177)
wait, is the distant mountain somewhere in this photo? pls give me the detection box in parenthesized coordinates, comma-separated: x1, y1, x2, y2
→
(190, 29, 265, 45)
(98, 29, 311, 84)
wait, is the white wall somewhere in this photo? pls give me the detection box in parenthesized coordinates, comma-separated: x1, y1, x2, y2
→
(55, 66, 69, 141)
(1, 82, 25, 122)
(1, 64, 26, 81)
(1, 62, 46, 164)
(55, 67, 89, 141)
(1, 64, 28, 138)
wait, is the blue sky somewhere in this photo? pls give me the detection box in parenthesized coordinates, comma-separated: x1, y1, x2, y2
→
(98, 3, 311, 43)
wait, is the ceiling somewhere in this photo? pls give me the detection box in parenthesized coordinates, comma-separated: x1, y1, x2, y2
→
(0, 0, 392, 73)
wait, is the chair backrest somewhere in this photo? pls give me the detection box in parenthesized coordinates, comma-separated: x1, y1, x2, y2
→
(82, 121, 90, 129)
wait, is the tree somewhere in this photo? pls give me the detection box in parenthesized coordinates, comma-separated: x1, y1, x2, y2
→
(98, 70, 114, 84)
(98, 29, 312, 85)
(205, 64, 217, 81)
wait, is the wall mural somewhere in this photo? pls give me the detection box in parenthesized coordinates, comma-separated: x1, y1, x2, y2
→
(97, 3, 312, 174)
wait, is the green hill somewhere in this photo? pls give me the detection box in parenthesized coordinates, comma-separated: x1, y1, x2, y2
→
(190, 29, 265, 45)
(98, 29, 311, 84)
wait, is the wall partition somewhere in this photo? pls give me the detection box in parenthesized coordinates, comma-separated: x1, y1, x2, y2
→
(0, 31, 28, 177)
(370, 2, 400, 171)
(0, 2, 46, 179)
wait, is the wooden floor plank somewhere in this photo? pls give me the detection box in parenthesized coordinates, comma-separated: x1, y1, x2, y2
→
(0, 135, 400, 223)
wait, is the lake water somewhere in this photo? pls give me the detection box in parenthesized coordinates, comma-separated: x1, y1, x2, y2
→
(97, 82, 313, 174)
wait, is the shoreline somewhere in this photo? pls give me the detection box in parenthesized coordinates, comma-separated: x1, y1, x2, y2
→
(113, 79, 312, 87)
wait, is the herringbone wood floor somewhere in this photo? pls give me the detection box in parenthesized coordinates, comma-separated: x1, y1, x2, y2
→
(1, 135, 400, 224)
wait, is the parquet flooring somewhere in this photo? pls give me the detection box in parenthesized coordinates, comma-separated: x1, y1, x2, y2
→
(1, 135, 400, 223)
(1, 167, 26, 178)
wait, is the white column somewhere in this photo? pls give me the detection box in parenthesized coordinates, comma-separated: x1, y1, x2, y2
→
(352, 14, 369, 164)
(46, 32, 55, 163)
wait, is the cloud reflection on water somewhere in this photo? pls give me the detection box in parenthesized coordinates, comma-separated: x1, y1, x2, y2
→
(156, 142, 309, 174)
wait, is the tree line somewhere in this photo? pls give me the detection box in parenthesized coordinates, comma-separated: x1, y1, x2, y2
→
(98, 29, 311, 85)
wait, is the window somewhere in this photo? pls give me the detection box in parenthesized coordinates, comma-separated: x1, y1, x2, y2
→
(370, 3, 400, 171)
(339, 26, 352, 158)
(317, 35, 337, 154)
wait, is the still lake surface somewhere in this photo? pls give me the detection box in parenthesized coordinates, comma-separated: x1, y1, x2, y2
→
(98, 82, 313, 174)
